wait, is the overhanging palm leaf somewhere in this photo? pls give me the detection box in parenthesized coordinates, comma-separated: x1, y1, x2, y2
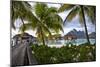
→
(58, 4, 75, 12)
(84, 6, 96, 24)
(64, 6, 80, 23)
(11, 1, 38, 30)
(34, 3, 48, 20)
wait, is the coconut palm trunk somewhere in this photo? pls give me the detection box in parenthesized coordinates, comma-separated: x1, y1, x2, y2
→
(20, 17, 25, 33)
(80, 5, 90, 44)
(20, 17, 26, 43)
(40, 29, 46, 45)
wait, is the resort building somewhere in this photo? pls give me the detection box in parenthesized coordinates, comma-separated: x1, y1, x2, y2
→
(12, 33, 38, 46)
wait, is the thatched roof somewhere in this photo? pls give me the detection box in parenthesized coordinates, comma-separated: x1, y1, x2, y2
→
(13, 33, 36, 39)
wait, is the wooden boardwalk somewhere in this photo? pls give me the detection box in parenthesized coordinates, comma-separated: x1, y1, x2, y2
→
(11, 42, 38, 66)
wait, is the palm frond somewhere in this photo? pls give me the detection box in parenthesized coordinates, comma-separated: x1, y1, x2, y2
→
(19, 23, 31, 32)
(84, 6, 96, 24)
(47, 7, 57, 13)
(64, 6, 80, 22)
(44, 13, 63, 32)
(11, 1, 35, 29)
(41, 24, 52, 36)
(58, 4, 75, 13)
(34, 3, 47, 19)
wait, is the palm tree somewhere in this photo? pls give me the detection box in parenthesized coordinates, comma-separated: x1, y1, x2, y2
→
(20, 3, 63, 45)
(11, 1, 45, 44)
(58, 4, 96, 44)
(11, 1, 36, 32)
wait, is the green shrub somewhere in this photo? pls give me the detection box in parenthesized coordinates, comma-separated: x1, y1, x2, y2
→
(30, 43, 96, 64)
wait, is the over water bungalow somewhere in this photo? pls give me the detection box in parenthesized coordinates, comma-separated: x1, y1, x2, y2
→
(12, 33, 38, 46)
(64, 33, 77, 40)
(47, 34, 63, 40)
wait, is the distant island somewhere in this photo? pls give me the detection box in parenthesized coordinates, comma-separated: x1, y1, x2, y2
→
(63, 29, 96, 39)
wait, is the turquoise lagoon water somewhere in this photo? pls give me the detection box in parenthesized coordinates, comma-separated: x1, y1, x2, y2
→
(47, 39, 96, 45)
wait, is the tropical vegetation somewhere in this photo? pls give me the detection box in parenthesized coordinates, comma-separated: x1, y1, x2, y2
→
(20, 3, 63, 45)
(31, 43, 96, 64)
(11, 1, 32, 31)
(58, 4, 96, 44)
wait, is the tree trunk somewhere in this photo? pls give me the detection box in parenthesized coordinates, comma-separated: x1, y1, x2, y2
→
(20, 17, 25, 43)
(80, 5, 90, 44)
(40, 28, 46, 45)
(20, 17, 25, 33)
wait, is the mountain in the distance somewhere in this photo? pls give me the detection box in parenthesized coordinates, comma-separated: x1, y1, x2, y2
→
(89, 32, 96, 39)
(64, 29, 96, 39)
(64, 29, 86, 39)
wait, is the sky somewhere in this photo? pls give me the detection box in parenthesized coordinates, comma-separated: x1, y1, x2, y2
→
(11, 2, 95, 37)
